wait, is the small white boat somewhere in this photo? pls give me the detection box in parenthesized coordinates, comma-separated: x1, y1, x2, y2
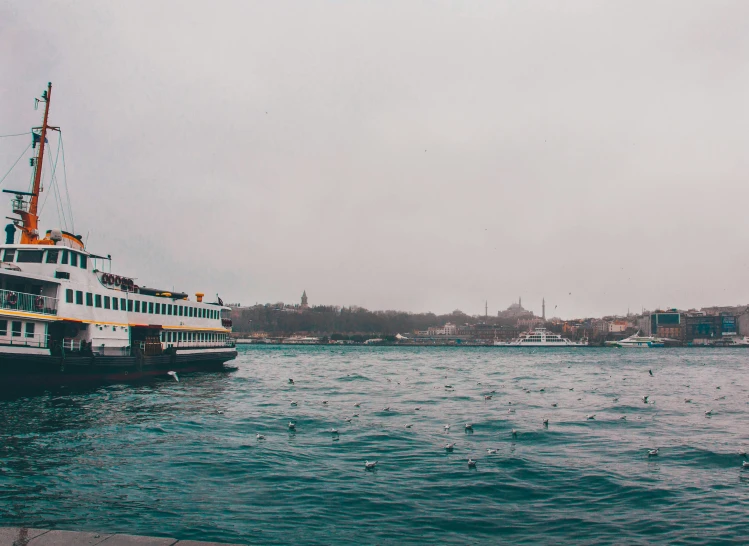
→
(607, 332, 665, 348)
(494, 328, 587, 347)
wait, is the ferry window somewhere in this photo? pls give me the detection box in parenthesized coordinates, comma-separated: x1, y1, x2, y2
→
(104, 296, 110, 309)
(3, 249, 15, 262)
(70, 252, 78, 267)
(155, 303, 161, 314)
(46, 249, 59, 263)
(120, 298, 126, 310)
(112, 297, 119, 311)
(190, 307, 194, 317)
(61, 250, 68, 264)
(127, 300, 133, 312)
(149, 302, 154, 314)
(16, 250, 43, 263)
(76, 291, 83, 305)
(168, 304, 173, 315)
(25, 322, 35, 338)
(11, 321, 21, 337)
(0, 320, 6, 336)
(79, 255, 87, 269)
(95, 294, 102, 308)
(86, 293, 93, 306)
(161, 304, 166, 315)
(135, 301, 140, 312)
(179, 306, 183, 316)
(66, 289, 73, 303)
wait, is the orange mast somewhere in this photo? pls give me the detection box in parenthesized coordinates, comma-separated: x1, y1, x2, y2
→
(17, 82, 52, 244)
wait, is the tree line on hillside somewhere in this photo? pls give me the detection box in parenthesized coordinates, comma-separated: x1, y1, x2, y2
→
(232, 305, 512, 335)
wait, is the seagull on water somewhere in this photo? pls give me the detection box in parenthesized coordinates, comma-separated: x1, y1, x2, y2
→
(290, 400, 298, 406)
(743, 461, 749, 468)
(648, 448, 659, 457)
(167, 371, 179, 382)
(288, 422, 296, 430)
(512, 429, 517, 437)
(444, 424, 451, 431)
(382, 406, 391, 411)
(620, 416, 627, 420)
(507, 409, 515, 414)
(445, 443, 455, 451)
(322, 400, 329, 405)
(365, 460, 377, 470)
(354, 403, 361, 407)
(487, 448, 498, 454)
(256, 433, 265, 440)
(465, 423, 473, 431)
(613, 398, 619, 402)
(738, 449, 746, 457)
(552, 403, 558, 407)
(684, 399, 692, 403)
(649, 370, 653, 376)
(288, 378, 294, 384)
(345, 418, 352, 423)
(415, 406, 422, 411)
(405, 424, 413, 428)
(352, 413, 359, 417)
(586, 414, 596, 420)
(543, 418, 549, 427)
(705, 410, 713, 416)
(484, 395, 492, 400)
(642, 396, 649, 403)
(467, 458, 477, 468)
(330, 428, 339, 434)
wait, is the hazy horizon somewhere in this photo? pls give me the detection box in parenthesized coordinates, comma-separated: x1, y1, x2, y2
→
(2, 1, 748, 319)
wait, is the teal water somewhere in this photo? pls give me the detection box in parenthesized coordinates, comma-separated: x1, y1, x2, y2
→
(1, 346, 749, 544)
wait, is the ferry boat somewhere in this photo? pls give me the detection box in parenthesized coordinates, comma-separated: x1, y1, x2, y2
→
(494, 328, 588, 347)
(0, 83, 237, 387)
(606, 332, 665, 348)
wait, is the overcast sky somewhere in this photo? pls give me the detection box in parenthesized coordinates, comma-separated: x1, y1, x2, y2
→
(2, 1, 748, 318)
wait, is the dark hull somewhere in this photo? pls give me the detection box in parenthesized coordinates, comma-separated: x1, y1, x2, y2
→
(0, 349, 238, 388)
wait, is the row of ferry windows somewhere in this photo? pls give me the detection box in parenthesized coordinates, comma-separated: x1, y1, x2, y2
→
(64, 289, 219, 319)
(3, 248, 87, 269)
(161, 331, 227, 343)
(0, 320, 35, 338)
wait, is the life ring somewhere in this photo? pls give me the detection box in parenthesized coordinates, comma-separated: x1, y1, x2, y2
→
(102, 273, 110, 284)
(114, 275, 121, 286)
(34, 296, 44, 310)
(7, 292, 17, 306)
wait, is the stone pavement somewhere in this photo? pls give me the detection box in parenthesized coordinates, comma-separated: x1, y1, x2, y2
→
(0, 528, 245, 546)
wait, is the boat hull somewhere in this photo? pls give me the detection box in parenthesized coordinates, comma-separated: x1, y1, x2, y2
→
(0, 349, 238, 389)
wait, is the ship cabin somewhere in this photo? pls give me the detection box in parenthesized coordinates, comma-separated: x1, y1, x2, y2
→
(0, 231, 233, 357)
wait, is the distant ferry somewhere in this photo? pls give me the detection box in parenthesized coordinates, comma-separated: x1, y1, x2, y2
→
(607, 332, 665, 348)
(0, 83, 237, 387)
(494, 328, 587, 347)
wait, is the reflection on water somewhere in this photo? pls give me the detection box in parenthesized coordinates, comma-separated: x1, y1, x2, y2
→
(1, 347, 748, 544)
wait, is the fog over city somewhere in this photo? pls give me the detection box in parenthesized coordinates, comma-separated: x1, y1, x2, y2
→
(2, 1, 748, 318)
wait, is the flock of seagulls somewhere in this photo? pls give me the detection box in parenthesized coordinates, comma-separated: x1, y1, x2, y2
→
(196, 370, 748, 473)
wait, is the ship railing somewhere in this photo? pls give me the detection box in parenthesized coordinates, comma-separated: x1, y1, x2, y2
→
(166, 340, 236, 349)
(1, 332, 50, 348)
(0, 289, 58, 316)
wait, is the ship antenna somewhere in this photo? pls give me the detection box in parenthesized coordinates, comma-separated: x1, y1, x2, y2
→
(19, 82, 52, 244)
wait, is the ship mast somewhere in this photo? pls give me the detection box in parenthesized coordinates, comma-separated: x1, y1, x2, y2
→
(17, 82, 53, 244)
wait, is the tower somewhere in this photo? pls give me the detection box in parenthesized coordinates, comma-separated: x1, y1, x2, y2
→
(542, 298, 546, 320)
(301, 290, 308, 309)
(485, 300, 488, 318)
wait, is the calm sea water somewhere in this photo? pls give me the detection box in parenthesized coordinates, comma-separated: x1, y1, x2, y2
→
(1, 346, 749, 545)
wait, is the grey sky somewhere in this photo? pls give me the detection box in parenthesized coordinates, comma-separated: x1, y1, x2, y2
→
(2, 1, 748, 318)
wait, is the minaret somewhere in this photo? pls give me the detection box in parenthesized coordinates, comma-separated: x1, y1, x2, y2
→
(301, 290, 308, 308)
(519, 296, 522, 308)
(542, 298, 546, 320)
(485, 300, 488, 318)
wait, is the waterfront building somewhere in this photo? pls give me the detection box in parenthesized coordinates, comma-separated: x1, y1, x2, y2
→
(427, 322, 457, 336)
